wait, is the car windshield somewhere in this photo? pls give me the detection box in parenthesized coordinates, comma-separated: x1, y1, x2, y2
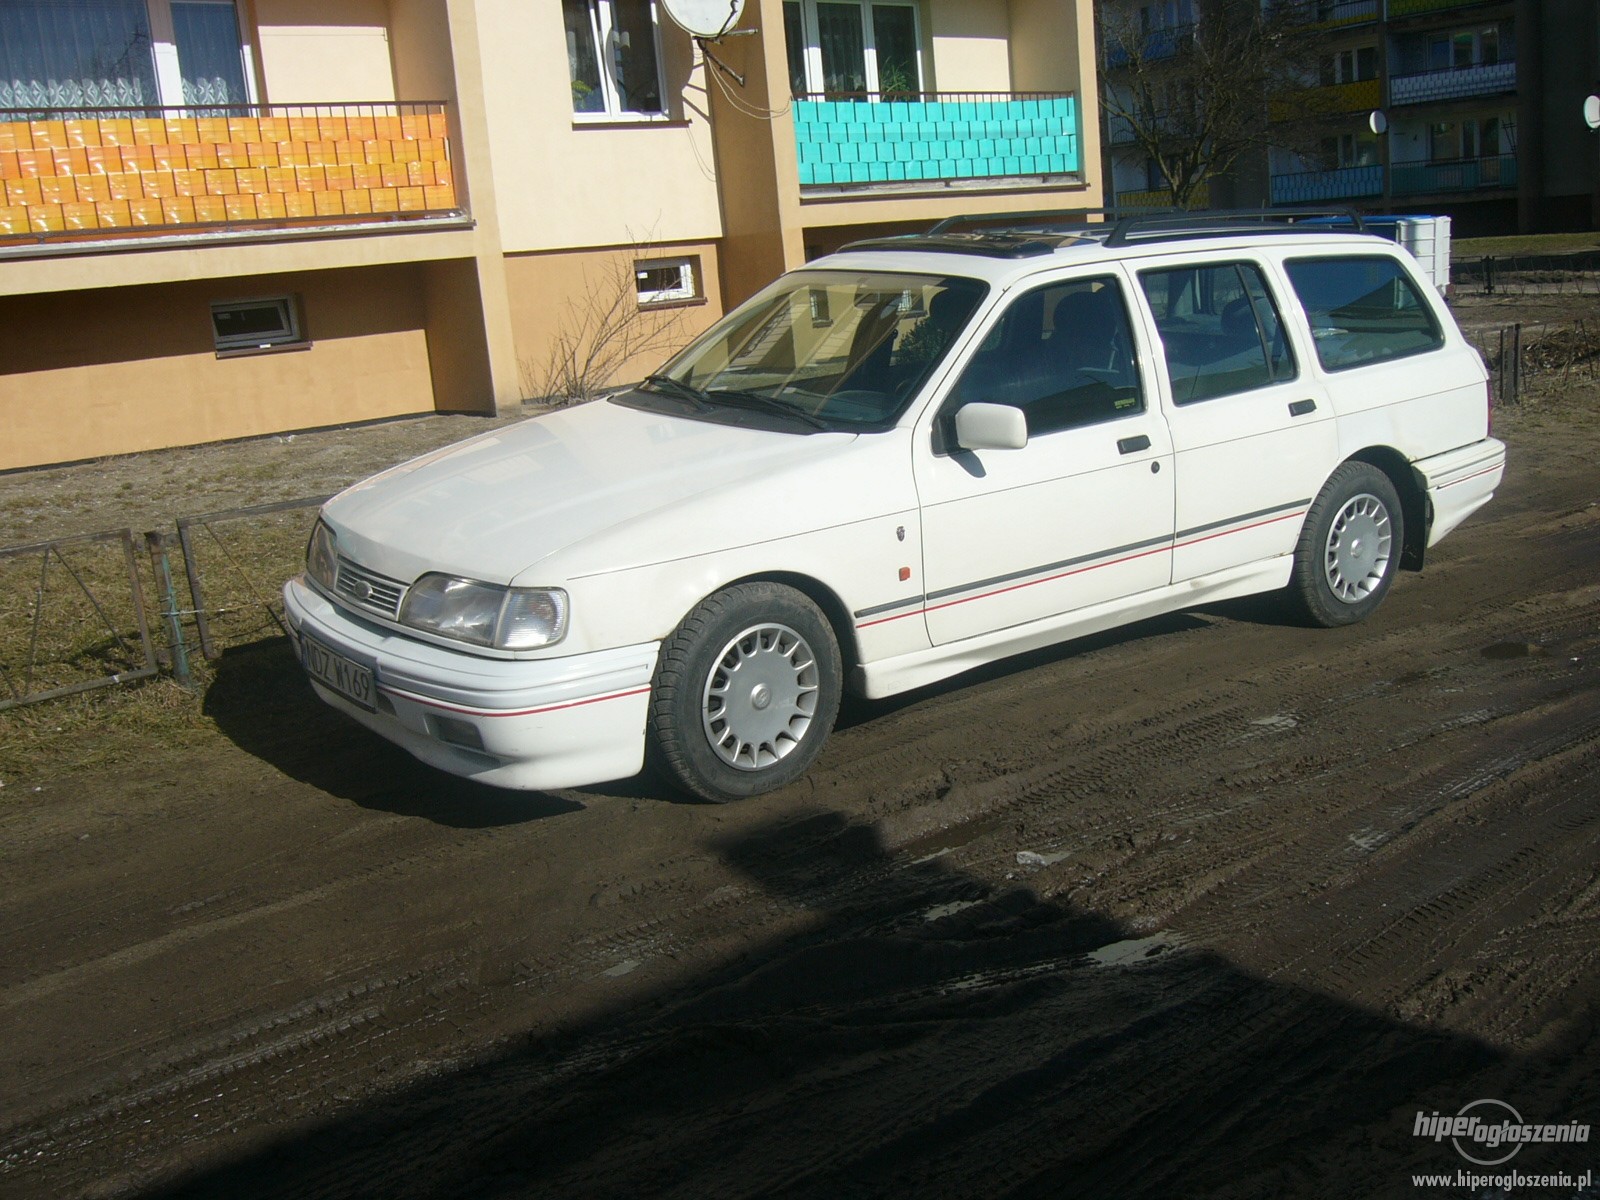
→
(635, 270, 987, 431)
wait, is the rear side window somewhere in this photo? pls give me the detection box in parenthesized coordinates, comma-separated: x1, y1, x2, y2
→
(1138, 261, 1296, 404)
(1284, 256, 1443, 371)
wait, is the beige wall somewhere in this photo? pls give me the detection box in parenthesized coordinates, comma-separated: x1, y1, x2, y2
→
(927, 0, 1014, 92)
(0, 266, 437, 470)
(472, 0, 724, 254)
(253, 0, 397, 104)
(503, 242, 725, 399)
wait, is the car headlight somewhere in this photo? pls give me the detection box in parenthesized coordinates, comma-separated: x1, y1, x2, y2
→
(306, 521, 338, 593)
(400, 574, 569, 650)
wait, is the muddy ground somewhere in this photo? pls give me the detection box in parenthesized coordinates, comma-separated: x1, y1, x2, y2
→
(3, 295, 1600, 1199)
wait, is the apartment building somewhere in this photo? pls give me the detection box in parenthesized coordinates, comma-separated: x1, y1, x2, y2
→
(1, 0, 1099, 472)
(1101, 0, 1597, 235)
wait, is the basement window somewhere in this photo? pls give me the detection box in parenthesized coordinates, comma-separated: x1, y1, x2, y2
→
(635, 257, 700, 307)
(211, 296, 307, 357)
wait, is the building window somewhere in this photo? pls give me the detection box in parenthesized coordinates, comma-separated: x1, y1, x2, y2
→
(564, 0, 665, 118)
(1429, 115, 1505, 162)
(1322, 45, 1376, 86)
(635, 257, 699, 306)
(1322, 131, 1378, 168)
(783, 0, 923, 99)
(0, 0, 253, 113)
(211, 296, 305, 355)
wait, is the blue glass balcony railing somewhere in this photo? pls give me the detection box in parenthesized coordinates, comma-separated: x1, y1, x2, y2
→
(1392, 154, 1517, 195)
(792, 92, 1080, 188)
(1389, 60, 1516, 105)
(1270, 164, 1383, 204)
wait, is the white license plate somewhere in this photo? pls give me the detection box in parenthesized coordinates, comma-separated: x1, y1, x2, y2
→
(300, 633, 377, 711)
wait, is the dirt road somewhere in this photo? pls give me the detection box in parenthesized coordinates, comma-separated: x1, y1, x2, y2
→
(3, 403, 1598, 1199)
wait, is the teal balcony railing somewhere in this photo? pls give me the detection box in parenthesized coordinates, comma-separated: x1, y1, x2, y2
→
(1392, 153, 1516, 195)
(793, 92, 1080, 188)
(1270, 164, 1383, 204)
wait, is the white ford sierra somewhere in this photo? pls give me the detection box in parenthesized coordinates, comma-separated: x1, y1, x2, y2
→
(284, 212, 1505, 802)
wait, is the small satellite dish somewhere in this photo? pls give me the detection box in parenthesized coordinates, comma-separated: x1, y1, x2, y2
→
(1368, 109, 1388, 136)
(661, 0, 745, 38)
(1585, 94, 1600, 131)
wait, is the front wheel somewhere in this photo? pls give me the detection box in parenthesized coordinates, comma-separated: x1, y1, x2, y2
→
(1287, 462, 1405, 628)
(648, 582, 842, 803)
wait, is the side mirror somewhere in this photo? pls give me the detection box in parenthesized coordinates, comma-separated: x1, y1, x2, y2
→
(954, 402, 1028, 451)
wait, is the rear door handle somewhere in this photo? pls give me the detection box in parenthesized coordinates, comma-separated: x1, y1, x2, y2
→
(1117, 435, 1152, 455)
(1288, 399, 1317, 417)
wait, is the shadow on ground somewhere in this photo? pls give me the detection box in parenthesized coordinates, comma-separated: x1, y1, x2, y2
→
(140, 808, 1597, 1200)
(202, 639, 583, 828)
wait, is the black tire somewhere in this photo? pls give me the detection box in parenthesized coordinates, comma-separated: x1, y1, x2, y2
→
(648, 582, 842, 803)
(1287, 461, 1405, 628)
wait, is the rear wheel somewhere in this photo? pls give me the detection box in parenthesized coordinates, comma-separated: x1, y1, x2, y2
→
(649, 582, 842, 803)
(1287, 462, 1404, 628)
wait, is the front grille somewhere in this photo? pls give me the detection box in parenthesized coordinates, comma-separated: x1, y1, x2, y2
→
(334, 557, 406, 619)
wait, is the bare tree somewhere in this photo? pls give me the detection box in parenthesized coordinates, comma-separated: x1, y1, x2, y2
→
(1098, 0, 1324, 209)
(525, 239, 697, 406)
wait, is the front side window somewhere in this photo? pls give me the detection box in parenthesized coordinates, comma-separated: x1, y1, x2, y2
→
(1139, 262, 1297, 404)
(564, 0, 665, 117)
(784, 0, 923, 98)
(948, 276, 1144, 437)
(1284, 256, 1444, 371)
(636, 270, 986, 431)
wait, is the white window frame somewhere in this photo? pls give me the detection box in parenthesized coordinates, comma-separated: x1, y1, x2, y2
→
(635, 257, 698, 306)
(151, 0, 257, 107)
(785, 0, 924, 98)
(569, 0, 669, 123)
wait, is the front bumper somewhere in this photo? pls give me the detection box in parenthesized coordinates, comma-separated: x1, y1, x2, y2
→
(283, 576, 658, 791)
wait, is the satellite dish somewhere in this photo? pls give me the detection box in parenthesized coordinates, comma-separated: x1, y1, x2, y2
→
(1585, 94, 1600, 131)
(661, 0, 745, 38)
(1368, 109, 1388, 136)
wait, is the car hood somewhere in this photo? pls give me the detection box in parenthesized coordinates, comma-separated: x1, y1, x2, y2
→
(321, 399, 856, 586)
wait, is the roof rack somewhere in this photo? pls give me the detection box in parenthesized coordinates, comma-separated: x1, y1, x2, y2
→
(837, 207, 1370, 259)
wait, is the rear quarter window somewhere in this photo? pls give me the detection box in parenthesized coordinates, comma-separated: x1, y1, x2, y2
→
(1284, 255, 1444, 371)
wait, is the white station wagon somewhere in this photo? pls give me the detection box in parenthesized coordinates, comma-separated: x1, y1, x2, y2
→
(284, 211, 1506, 802)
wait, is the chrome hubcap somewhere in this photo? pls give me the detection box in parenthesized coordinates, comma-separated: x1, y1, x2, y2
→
(1324, 493, 1392, 603)
(702, 623, 819, 771)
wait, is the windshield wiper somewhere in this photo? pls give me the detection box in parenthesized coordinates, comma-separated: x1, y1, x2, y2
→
(641, 374, 714, 411)
(705, 388, 830, 430)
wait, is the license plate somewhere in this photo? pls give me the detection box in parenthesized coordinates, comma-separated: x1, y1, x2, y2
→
(300, 633, 377, 711)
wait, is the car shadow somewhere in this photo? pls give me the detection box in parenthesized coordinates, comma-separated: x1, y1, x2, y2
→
(135, 806, 1598, 1200)
(202, 639, 584, 828)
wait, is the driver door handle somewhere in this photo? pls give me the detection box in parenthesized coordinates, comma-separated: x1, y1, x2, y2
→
(1288, 399, 1318, 417)
(1118, 435, 1151, 455)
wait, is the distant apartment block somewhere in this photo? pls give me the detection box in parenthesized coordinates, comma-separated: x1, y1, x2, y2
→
(1100, 0, 1598, 235)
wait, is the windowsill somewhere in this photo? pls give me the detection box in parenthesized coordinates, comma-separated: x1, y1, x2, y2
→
(637, 296, 707, 311)
(216, 339, 313, 360)
(571, 112, 687, 128)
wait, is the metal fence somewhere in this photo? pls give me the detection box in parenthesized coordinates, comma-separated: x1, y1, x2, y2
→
(0, 529, 158, 711)
(0, 496, 326, 710)
(1453, 252, 1600, 297)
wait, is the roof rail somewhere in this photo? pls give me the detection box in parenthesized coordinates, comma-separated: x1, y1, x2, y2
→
(837, 207, 1369, 261)
(1101, 208, 1366, 245)
(928, 206, 1366, 243)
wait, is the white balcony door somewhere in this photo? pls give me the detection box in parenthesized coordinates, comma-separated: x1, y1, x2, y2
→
(783, 0, 922, 97)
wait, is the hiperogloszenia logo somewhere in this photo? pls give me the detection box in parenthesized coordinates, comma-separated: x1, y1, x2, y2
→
(1413, 1100, 1591, 1166)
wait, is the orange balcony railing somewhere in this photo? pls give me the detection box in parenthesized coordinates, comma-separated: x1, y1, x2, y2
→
(0, 102, 459, 245)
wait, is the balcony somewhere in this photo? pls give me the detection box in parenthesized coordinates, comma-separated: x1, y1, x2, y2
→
(1389, 60, 1516, 105)
(1391, 153, 1516, 194)
(1103, 23, 1196, 69)
(1270, 78, 1381, 121)
(1387, 0, 1495, 16)
(1116, 182, 1211, 208)
(1270, 164, 1383, 204)
(0, 103, 459, 247)
(792, 93, 1080, 190)
(1273, 0, 1378, 29)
